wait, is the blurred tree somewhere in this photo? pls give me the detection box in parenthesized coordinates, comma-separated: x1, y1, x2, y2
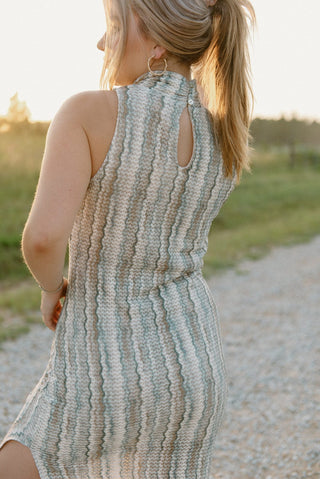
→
(6, 92, 31, 123)
(250, 117, 320, 148)
(250, 116, 320, 168)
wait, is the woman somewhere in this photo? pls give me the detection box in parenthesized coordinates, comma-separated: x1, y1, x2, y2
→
(0, 0, 255, 477)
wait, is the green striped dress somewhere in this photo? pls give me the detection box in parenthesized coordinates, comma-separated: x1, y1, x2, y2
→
(0, 69, 237, 478)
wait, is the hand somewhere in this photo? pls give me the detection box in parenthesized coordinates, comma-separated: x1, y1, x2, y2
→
(40, 278, 68, 331)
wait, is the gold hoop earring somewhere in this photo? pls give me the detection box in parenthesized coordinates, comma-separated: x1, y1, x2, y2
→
(147, 55, 168, 76)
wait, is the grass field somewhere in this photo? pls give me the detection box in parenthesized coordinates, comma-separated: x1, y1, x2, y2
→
(0, 129, 45, 283)
(0, 127, 320, 345)
(202, 147, 320, 277)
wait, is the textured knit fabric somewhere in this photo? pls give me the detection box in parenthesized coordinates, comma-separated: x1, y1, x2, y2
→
(0, 69, 237, 479)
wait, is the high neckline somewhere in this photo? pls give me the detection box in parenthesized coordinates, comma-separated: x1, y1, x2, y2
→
(132, 69, 199, 103)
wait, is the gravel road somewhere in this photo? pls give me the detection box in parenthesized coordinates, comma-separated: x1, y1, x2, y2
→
(1, 236, 319, 478)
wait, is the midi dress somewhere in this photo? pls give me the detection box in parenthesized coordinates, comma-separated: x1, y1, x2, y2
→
(0, 69, 237, 479)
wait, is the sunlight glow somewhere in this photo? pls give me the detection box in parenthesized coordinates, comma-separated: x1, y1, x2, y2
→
(0, 0, 319, 121)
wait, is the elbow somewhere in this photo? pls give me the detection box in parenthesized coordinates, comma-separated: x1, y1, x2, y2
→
(22, 226, 58, 257)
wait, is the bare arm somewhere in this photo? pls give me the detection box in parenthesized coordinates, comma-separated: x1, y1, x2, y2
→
(21, 92, 93, 328)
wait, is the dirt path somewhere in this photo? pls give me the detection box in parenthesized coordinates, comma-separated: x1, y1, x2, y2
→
(208, 235, 320, 478)
(0, 236, 319, 478)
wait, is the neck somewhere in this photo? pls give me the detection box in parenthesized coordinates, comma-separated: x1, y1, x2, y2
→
(151, 57, 191, 81)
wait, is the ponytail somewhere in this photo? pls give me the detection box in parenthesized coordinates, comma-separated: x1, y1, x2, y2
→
(192, 0, 256, 183)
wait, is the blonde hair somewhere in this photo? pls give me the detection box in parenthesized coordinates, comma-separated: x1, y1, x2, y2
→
(100, 0, 256, 183)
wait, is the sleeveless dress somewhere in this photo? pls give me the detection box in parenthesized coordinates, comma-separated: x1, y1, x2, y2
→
(0, 69, 237, 479)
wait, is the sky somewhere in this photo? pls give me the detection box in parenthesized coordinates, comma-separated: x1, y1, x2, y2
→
(0, 0, 319, 122)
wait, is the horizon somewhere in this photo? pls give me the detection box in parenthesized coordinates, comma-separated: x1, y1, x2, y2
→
(2, 106, 320, 126)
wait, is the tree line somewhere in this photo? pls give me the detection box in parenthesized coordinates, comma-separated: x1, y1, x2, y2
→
(1, 93, 320, 150)
(250, 117, 320, 148)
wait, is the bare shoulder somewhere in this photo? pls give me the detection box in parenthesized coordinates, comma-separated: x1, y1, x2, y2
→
(59, 89, 119, 178)
(60, 90, 118, 129)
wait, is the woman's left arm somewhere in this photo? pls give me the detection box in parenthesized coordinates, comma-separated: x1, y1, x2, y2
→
(21, 92, 93, 330)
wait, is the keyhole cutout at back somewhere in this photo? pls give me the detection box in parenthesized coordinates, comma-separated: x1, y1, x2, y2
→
(177, 106, 195, 169)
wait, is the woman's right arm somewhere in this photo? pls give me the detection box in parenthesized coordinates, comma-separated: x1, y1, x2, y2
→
(21, 92, 94, 327)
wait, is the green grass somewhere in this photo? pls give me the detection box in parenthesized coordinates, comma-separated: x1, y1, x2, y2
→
(0, 128, 45, 283)
(0, 280, 42, 348)
(0, 283, 41, 313)
(25, 315, 43, 324)
(0, 127, 320, 344)
(202, 148, 320, 277)
(0, 324, 31, 350)
(1, 128, 319, 284)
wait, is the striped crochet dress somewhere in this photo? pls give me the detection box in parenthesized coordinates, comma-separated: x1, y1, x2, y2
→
(0, 69, 237, 479)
